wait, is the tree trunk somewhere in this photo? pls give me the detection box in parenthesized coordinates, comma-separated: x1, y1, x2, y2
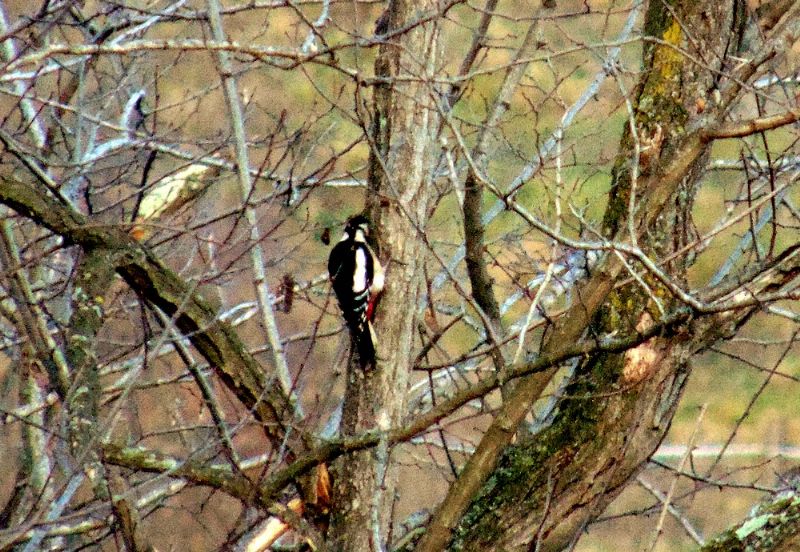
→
(327, 0, 441, 548)
(433, 2, 795, 550)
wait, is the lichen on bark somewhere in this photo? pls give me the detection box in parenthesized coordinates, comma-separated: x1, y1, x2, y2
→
(444, 2, 751, 551)
(702, 492, 800, 551)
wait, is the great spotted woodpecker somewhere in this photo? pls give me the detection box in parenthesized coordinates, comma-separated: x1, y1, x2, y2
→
(328, 215, 385, 367)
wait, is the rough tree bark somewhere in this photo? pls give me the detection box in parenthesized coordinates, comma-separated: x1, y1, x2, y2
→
(702, 485, 800, 551)
(418, 1, 800, 550)
(327, 0, 442, 549)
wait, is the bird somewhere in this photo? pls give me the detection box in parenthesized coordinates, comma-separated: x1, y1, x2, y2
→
(327, 215, 385, 368)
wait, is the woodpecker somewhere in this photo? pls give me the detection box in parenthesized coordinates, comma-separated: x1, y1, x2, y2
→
(328, 215, 385, 367)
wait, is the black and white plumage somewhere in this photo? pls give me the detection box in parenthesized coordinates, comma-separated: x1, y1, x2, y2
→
(328, 215, 385, 367)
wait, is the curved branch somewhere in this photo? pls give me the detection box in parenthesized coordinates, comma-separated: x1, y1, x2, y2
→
(417, 1, 800, 549)
(0, 176, 300, 451)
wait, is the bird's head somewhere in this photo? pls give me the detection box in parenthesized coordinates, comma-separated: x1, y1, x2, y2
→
(344, 215, 370, 242)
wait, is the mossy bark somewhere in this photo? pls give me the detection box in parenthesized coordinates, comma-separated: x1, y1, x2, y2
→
(64, 247, 116, 498)
(702, 492, 800, 552)
(444, 2, 754, 550)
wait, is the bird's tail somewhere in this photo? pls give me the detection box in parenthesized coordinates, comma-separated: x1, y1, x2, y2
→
(351, 319, 377, 369)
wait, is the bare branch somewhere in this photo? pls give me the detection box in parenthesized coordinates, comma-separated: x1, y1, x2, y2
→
(703, 108, 800, 141)
(0, 176, 300, 449)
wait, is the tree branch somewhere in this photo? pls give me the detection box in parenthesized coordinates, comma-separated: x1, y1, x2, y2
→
(205, 0, 302, 420)
(0, 176, 301, 452)
(701, 489, 800, 551)
(703, 108, 800, 141)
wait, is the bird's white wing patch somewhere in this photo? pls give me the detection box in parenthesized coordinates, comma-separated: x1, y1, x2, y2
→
(353, 248, 368, 292)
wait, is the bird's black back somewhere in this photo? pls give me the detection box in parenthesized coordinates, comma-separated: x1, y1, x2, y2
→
(328, 239, 373, 327)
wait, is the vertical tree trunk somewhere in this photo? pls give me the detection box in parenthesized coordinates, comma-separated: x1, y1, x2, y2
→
(433, 2, 765, 550)
(327, 0, 441, 549)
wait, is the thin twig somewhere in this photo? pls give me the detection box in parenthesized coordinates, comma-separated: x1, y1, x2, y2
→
(637, 475, 704, 545)
(205, 0, 302, 419)
(647, 404, 707, 552)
